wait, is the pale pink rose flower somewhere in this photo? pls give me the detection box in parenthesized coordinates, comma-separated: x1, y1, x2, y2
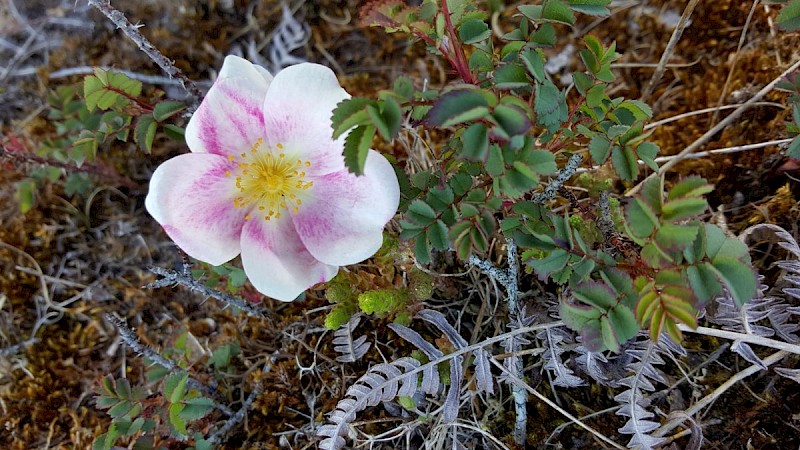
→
(145, 56, 400, 301)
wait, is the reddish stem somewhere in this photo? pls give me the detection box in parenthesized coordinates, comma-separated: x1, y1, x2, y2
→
(439, 0, 476, 84)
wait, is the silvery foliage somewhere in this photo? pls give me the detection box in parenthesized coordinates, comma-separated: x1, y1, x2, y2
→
(708, 224, 800, 375)
(332, 314, 371, 363)
(613, 335, 686, 450)
(244, 2, 309, 74)
(537, 301, 585, 388)
(317, 309, 493, 450)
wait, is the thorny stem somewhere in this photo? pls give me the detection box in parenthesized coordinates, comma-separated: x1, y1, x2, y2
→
(85, 0, 203, 101)
(0, 138, 141, 190)
(104, 314, 234, 416)
(208, 378, 265, 444)
(468, 239, 526, 445)
(147, 264, 265, 318)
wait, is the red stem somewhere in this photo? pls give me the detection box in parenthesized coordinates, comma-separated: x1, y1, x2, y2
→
(439, 0, 476, 84)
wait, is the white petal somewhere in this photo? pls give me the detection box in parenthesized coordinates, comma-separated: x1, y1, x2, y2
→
(291, 150, 400, 266)
(240, 216, 338, 302)
(145, 153, 246, 265)
(261, 63, 350, 175)
(185, 56, 271, 157)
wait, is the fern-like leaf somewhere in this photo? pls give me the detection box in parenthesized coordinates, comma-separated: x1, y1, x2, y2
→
(332, 314, 371, 363)
(614, 334, 685, 450)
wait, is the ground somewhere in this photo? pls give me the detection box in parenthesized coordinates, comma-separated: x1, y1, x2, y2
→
(0, 0, 799, 449)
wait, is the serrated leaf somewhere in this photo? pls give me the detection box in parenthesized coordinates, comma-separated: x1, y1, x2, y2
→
(461, 123, 489, 161)
(424, 89, 490, 127)
(661, 197, 707, 221)
(408, 199, 437, 220)
(134, 115, 157, 154)
(429, 220, 449, 250)
(521, 48, 546, 82)
(459, 18, 491, 43)
(331, 98, 373, 139)
(636, 141, 659, 171)
(168, 403, 188, 437)
(493, 103, 531, 137)
(164, 372, 188, 404)
(777, 0, 800, 30)
(625, 197, 659, 239)
(494, 63, 530, 89)
(668, 176, 713, 200)
(543, 0, 575, 24)
(560, 298, 601, 331)
(526, 149, 557, 174)
(414, 230, 431, 263)
(153, 101, 186, 122)
(343, 124, 375, 176)
(528, 248, 569, 279)
(534, 80, 566, 129)
(611, 145, 638, 181)
(573, 282, 617, 310)
(568, 0, 611, 16)
(655, 223, 699, 250)
(589, 135, 612, 164)
(179, 397, 215, 421)
(617, 99, 653, 119)
(709, 257, 756, 306)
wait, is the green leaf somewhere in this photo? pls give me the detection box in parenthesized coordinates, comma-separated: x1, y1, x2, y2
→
(414, 230, 431, 264)
(655, 223, 699, 250)
(494, 63, 530, 90)
(343, 124, 375, 176)
(560, 298, 602, 330)
(534, 80, 567, 130)
(573, 282, 617, 310)
(668, 176, 713, 200)
(661, 197, 707, 222)
(709, 257, 756, 306)
(493, 103, 531, 137)
(424, 89, 490, 127)
(528, 249, 569, 280)
(179, 397, 215, 421)
(687, 263, 722, 305)
(153, 101, 186, 122)
(526, 149, 557, 174)
(368, 98, 402, 141)
(331, 98, 373, 139)
(611, 145, 638, 181)
(520, 48, 547, 81)
(568, 0, 611, 16)
(636, 142, 659, 171)
(393, 76, 414, 100)
(408, 199, 437, 221)
(134, 115, 157, 154)
(777, 0, 800, 30)
(788, 135, 800, 159)
(589, 135, 612, 164)
(529, 22, 556, 46)
(460, 123, 489, 161)
(429, 220, 450, 250)
(168, 403, 188, 437)
(486, 144, 505, 176)
(14, 179, 36, 214)
(617, 99, 653, 120)
(625, 197, 659, 239)
(458, 18, 491, 43)
(164, 372, 189, 404)
(542, 0, 575, 24)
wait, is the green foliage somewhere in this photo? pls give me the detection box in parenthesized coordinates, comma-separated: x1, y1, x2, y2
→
(355, 0, 756, 352)
(94, 371, 216, 449)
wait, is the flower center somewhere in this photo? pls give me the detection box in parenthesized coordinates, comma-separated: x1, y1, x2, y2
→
(227, 138, 313, 221)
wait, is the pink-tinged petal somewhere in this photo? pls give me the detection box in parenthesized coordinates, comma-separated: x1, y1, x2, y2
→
(145, 153, 246, 265)
(185, 56, 271, 157)
(240, 217, 338, 302)
(262, 63, 350, 175)
(292, 150, 400, 266)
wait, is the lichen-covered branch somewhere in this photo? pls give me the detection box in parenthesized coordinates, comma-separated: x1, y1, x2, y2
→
(85, 0, 203, 100)
(208, 379, 264, 444)
(147, 265, 264, 318)
(532, 153, 583, 204)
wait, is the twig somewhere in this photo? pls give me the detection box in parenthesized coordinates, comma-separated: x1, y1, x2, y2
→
(639, 0, 700, 101)
(643, 102, 786, 130)
(103, 313, 232, 416)
(208, 378, 264, 444)
(0, 140, 141, 190)
(710, 0, 760, 126)
(488, 356, 626, 450)
(468, 239, 525, 445)
(532, 154, 583, 204)
(147, 265, 265, 318)
(652, 350, 788, 438)
(85, 0, 203, 101)
(627, 56, 800, 195)
(678, 324, 800, 355)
